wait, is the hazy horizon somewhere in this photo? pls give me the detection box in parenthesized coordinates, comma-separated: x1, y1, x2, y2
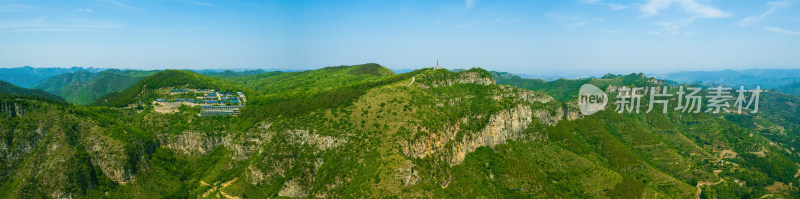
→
(1, 0, 799, 74)
(5, 64, 800, 80)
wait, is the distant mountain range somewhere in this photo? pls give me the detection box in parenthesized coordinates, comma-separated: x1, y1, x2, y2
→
(651, 69, 800, 89)
(0, 66, 107, 88)
(496, 68, 800, 97)
(776, 82, 800, 97)
(0, 66, 284, 90)
(5, 66, 800, 105)
(32, 70, 159, 105)
(0, 67, 280, 105)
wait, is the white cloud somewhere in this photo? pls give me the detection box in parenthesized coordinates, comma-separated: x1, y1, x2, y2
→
(763, 27, 800, 36)
(97, 0, 132, 9)
(0, 17, 123, 32)
(739, 1, 789, 26)
(581, 0, 629, 11)
(738, 1, 799, 36)
(187, 0, 213, 7)
(640, 0, 729, 36)
(75, 8, 94, 13)
(466, 0, 479, 9)
(640, 0, 730, 18)
(0, 4, 37, 13)
(546, 12, 605, 28)
(568, 21, 588, 27)
(649, 18, 695, 35)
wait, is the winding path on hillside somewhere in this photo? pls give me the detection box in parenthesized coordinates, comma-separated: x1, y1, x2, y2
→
(696, 172, 724, 199)
(199, 177, 240, 199)
(407, 76, 415, 86)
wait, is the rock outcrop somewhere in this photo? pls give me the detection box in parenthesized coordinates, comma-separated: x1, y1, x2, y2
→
(1, 100, 32, 118)
(427, 71, 495, 88)
(84, 126, 135, 184)
(278, 178, 309, 198)
(402, 70, 564, 165)
(403, 103, 559, 165)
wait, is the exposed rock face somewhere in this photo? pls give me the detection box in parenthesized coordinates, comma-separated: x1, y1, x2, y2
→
(428, 71, 495, 88)
(246, 164, 265, 185)
(1, 100, 32, 118)
(403, 103, 559, 165)
(159, 131, 231, 156)
(0, 113, 114, 198)
(0, 126, 47, 165)
(508, 86, 553, 104)
(648, 78, 666, 85)
(228, 123, 273, 161)
(278, 178, 309, 198)
(157, 122, 273, 161)
(157, 121, 345, 162)
(565, 101, 583, 120)
(285, 129, 347, 152)
(84, 127, 135, 183)
(534, 108, 563, 126)
(402, 72, 566, 165)
(395, 160, 421, 186)
(449, 104, 545, 164)
(245, 125, 346, 187)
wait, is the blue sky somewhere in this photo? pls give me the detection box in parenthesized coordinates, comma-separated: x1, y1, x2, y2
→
(0, 0, 799, 74)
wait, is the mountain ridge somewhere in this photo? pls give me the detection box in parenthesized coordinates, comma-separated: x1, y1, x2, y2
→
(0, 80, 65, 102)
(1, 64, 800, 198)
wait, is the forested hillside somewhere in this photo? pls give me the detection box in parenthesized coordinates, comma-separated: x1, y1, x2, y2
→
(33, 70, 158, 105)
(91, 70, 248, 107)
(0, 80, 65, 102)
(0, 66, 106, 88)
(2, 64, 800, 198)
(776, 82, 800, 98)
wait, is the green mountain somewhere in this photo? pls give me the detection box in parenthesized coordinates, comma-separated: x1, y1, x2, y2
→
(776, 82, 800, 97)
(656, 69, 800, 89)
(91, 70, 248, 107)
(490, 71, 676, 102)
(0, 80, 65, 102)
(33, 70, 158, 105)
(197, 69, 269, 77)
(2, 64, 800, 198)
(0, 66, 106, 88)
(224, 63, 395, 95)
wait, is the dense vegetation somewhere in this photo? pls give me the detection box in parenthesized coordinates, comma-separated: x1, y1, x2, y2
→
(490, 71, 668, 102)
(91, 70, 248, 107)
(34, 70, 158, 105)
(0, 66, 106, 88)
(197, 69, 270, 77)
(223, 63, 395, 95)
(0, 80, 65, 102)
(1, 64, 800, 198)
(776, 82, 800, 97)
